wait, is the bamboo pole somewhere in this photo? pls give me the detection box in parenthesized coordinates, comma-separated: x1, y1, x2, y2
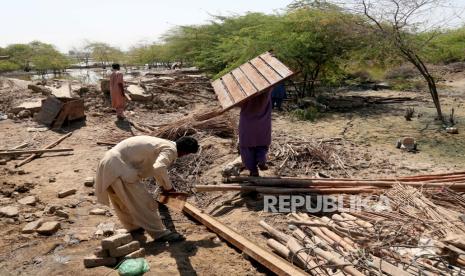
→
(0, 148, 73, 156)
(195, 185, 381, 194)
(16, 132, 72, 168)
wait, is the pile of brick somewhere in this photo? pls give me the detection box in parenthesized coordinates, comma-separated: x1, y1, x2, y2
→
(84, 233, 146, 268)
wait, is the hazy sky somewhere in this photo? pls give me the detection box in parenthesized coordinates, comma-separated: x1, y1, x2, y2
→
(1, 0, 464, 52)
(0, 0, 290, 52)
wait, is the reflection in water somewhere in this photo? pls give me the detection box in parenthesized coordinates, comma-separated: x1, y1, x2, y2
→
(25, 69, 106, 85)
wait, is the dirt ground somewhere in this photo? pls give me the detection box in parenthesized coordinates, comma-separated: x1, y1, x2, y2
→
(0, 70, 464, 275)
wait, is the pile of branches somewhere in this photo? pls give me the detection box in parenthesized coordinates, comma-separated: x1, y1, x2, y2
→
(151, 113, 236, 140)
(143, 141, 220, 200)
(260, 184, 465, 275)
(270, 137, 352, 177)
(169, 142, 220, 192)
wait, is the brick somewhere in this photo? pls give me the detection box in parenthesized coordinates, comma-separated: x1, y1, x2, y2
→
(22, 218, 45, 234)
(94, 246, 109, 258)
(101, 233, 132, 250)
(83, 255, 117, 268)
(109, 241, 140, 258)
(125, 248, 145, 259)
(36, 221, 60, 235)
(57, 189, 77, 198)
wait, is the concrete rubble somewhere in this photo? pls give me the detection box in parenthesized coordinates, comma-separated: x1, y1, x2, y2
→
(126, 85, 153, 101)
(36, 221, 60, 235)
(18, 195, 37, 206)
(22, 218, 45, 234)
(10, 99, 43, 115)
(0, 206, 19, 218)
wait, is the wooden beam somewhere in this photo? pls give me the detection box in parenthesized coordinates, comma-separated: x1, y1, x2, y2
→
(183, 202, 307, 276)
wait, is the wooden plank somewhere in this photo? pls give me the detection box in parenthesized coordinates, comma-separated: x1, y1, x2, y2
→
(183, 202, 307, 276)
(250, 57, 282, 83)
(231, 68, 258, 96)
(221, 73, 245, 103)
(260, 53, 293, 78)
(240, 62, 269, 90)
(211, 80, 234, 109)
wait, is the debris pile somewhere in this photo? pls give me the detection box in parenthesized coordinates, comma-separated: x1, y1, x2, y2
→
(152, 113, 236, 140)
(84, 232, 145, 268)
(260, 184, 465, 275)
(270, 135, 355, 177)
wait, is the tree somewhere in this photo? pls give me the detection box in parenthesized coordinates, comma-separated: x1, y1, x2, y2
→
(85, 42, 123, 68)
(28, 41, 70, 76)
(359, 0, 445, 120)
(5, 43, 33, 71)
(274, 6, 364, 96)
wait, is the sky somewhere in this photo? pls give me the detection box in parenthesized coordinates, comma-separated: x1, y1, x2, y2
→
(0, 0, 290, 52)
(1, 0, 464, 53)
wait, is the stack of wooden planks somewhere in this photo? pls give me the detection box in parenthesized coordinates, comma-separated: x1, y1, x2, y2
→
(195, 171, 465, 193)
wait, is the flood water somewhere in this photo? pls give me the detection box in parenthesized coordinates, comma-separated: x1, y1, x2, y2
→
(3, 67, 164, 85)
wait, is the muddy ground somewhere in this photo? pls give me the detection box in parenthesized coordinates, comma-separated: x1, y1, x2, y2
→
(0, 69, 464, 275)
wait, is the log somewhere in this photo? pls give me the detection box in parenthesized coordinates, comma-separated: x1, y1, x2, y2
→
(16, 132, 72, 168)
(331, 214, 356, 228)
(286, 237, 325, 275)
(0, 148, 73, 156)
(183, 202, 307, 276)
(340, 213, 373, 228)
(259, 221, 291, 244)
(267, 238, 291, 259)
(315, 217, 357, 251)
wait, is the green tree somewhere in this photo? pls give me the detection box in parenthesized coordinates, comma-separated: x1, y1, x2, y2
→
(85, 42, 123, 67)
(5, 43, 33, 71)
(29, 41, 70, 75)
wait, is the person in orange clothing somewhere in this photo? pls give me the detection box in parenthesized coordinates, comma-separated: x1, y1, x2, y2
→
(109, 63, 126, 120)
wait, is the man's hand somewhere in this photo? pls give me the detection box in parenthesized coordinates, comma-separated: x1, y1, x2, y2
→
(162, 187, 175, 194)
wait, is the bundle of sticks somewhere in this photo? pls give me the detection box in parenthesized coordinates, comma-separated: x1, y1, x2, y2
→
(195, 171, 465, 193)
(261, 185, 465, 275)
(152, 113, 236, 140)
(270, 138, 351, 177)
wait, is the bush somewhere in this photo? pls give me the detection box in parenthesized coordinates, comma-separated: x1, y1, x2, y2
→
(290, 106, 320, 121)
(390, 79, 425, 91)
(0, 61, 20, 72)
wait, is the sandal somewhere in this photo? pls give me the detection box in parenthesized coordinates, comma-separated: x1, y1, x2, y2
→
(154, 232, 185, 242)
